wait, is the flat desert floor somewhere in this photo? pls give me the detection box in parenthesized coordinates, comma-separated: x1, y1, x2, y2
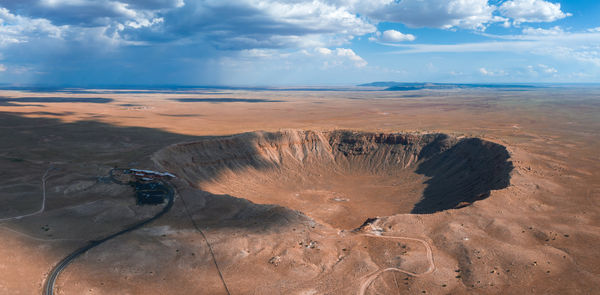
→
(0, 86, 599, 294)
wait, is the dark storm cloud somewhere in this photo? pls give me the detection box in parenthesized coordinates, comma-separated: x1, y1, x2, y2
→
(0, 0, 180, 26)
(0, 0, 375, 49)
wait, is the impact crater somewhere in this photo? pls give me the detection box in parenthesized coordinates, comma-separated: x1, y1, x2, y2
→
(155, 130, 512, 229)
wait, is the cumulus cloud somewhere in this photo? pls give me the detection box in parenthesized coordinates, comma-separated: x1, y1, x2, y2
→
(0, 64, 6, 71)
(527, 64, 558, 75)
(368, 30, 415, 43)
(372, 30, 416, 42)
(365, 0, 505, 30)
(314, 47, 367, 67)
(499, 0, 571, 25)
(0, 0, 178, 27)
(1, 0, 375, 50)
(315, 47, 333, 55)
(479, 67, 505, 76)
(538, 64, 557, 73)
(164, 0, 376, 49)
(588, 27, 600, 33)
(125, 16, 163, 29)
(0, 7, 65, 46)
(522, 26, 564, 36)
(0, 1, 168, 49)
(228, 47, 367, 68)
(334, 48, 367, 67)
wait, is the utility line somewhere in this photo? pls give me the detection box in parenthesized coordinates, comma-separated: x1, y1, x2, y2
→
(178, 190, 232, 295)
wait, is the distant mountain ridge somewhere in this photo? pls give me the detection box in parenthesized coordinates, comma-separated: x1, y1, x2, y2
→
(358, 82, 538, 90)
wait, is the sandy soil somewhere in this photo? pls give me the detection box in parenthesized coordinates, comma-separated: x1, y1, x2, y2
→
(0, 86, 598, 294)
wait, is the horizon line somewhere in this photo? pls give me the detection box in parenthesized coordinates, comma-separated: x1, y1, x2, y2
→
(2, 82, 600, 90)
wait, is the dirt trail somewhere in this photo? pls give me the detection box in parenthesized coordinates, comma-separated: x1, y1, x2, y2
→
(358, 233, 435, 295)
(0, 166, 53, 222)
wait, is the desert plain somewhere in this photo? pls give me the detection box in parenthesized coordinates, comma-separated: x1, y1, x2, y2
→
(0, 85, 599, 294)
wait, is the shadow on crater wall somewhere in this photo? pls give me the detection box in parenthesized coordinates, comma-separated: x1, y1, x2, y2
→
(157, 130, 514, 218)
(412, 138, 513, 214)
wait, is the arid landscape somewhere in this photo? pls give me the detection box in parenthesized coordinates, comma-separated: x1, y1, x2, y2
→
(0, 85, 599, 294)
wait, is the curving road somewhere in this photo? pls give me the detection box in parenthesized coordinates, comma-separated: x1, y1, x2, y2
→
(43, 170, 174, 295)
(357, 234, 436, 295)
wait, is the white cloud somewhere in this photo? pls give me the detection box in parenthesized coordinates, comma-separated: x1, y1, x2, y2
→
(365, 0, 504, 31)
(538, 64, 557, 73)
(262, 1, 374, 36)
(379, 30, 415, 42)
(239, 48, 283, 59)
(217, 46, 369, 82)
(479, 67, 506, 76)
(176, 0, 377, 49)
(499, 0, 571, 25)
(126, 17, 163, 29)
(0, 64, 6, 72)
(333, 48, 367, 67)
(0, 0, 189, 49)
(235, 47, 367, 69)
(387, 40, 538, 53)
(527, 64, 558, 75)
(0, 7, 66, 46)
(522, 26, 564, 36)
(32, 0, 164, 30)
(315, 47, 333, 55)
(0, 5, 156, 49)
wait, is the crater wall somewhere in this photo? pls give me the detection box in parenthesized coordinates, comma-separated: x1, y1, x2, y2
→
(154, 130, 512, 228)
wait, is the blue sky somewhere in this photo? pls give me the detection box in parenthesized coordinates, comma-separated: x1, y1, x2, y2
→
(0, 0, 598, 86)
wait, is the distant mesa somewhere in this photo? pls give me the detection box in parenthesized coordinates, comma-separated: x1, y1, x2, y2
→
(359, 81, 538, 91)
(155, 130, 513, 228)
(170, 98, 282, 103)
(0, 97, 113, 104)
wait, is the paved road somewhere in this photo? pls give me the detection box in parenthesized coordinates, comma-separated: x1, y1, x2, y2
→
(43, 171, 174, 295)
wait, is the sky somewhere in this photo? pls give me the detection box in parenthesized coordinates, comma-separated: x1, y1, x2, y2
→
(0, 0, 598, 86)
